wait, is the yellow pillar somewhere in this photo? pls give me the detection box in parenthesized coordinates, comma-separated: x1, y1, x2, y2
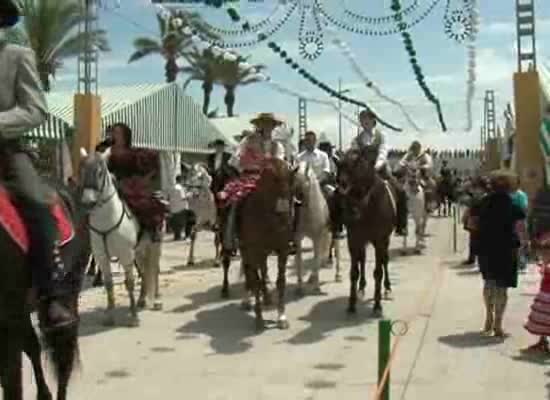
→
(513, 70, 543, 201)
(72, 93, 101, 175)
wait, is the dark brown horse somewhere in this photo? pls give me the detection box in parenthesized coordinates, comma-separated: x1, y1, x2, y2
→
(339, 146, 396, 316)
(0, 181, 90, 400)
(237, 159, 298, 330)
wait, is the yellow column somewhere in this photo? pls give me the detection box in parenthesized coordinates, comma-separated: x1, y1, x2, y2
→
(513, 70, 543, 201)
(72, 93, 101, 175)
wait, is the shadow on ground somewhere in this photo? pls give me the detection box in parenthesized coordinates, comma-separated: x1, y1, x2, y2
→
(438, 331, 504, 348)
(286, 296, 376, 345)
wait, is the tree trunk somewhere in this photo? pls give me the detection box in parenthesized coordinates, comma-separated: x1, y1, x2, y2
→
(165, 58, 179, 83)
(224, 86, 236, 117)
(202, 80, 213, 115)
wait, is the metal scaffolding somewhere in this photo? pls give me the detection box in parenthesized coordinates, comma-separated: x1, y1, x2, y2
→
(298, 98, 307, 139)
(515, 0, 537, 72)
(77, 0, 99, 94)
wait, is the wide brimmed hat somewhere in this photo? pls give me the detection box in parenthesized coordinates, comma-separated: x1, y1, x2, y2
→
(250, 112, 283, 127)
(0, 0, 20, 28)
(208, 139, 226, 148)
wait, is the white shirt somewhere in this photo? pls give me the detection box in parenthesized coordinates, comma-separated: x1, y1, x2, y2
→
(297, 148, 331, 181)
(399, 151, 433, 173)
(350, 128, 388, 170)
(169, 183, 188, 214)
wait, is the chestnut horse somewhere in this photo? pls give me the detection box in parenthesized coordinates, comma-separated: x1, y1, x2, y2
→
(238, 159, 298, 330)
(339, 145, 396, 315)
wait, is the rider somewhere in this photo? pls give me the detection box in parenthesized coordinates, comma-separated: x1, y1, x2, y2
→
(398, 140, 434, 183)
(0, 1, 76, 330)
(106, 123, 167, 242)
(348, 109, 408, 236)
(297, 131, 331, 184)
(440, 159, 452, 181)
(221, 113, 286, 250)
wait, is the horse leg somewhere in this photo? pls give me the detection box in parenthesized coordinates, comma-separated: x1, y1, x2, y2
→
(276, 253, 289, 329)
(0, 334, 23, 400)
(328, 242, 334, 266)
(122, 262, 139, 327)
(294, 237, 305, 297)
(347, 242, 361, 314)
(96, 253, 116, 326)
(240, 261, 253, 312)
(87, 255, 95, 276)
(358, 246, 367, 298)
(334, 238, 343, 282)
(221, 249, 231, 299)
(149, 241, 163, 311)
(381, 238, 392, 297)
(373, 242, 385, 316)
(23, 316, 53, 400)
(214, 231, 221, 267)
(260, 258, 273, 307)
(251, 266, 265, 331)
(187, 228, 197, 267)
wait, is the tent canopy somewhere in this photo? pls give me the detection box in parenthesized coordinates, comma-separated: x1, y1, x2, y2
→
(27, 83, 228, 153)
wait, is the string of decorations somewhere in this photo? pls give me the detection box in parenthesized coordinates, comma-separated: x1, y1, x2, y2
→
(314, 0, 443, 37)
(343, 0, 420, 25)
(329, 34, 422, 132)
(443, 0, 475, 43)
(464, 0, 479, 131)
(267, 41, 403, 132)
(298, 1, 325, 60)
(391, 0, 447, 132)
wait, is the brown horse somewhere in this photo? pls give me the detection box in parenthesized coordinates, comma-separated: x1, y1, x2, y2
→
(339, 146, 396, 316)
(237, 159, 298, 331)
(0, 181, 90, 400)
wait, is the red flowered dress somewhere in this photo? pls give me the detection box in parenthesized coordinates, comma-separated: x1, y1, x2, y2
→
(525, 263, 550, 336)
(217, 135, 282, 207)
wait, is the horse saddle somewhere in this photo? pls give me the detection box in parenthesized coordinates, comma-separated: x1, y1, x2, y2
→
(0, 184, 74, 254)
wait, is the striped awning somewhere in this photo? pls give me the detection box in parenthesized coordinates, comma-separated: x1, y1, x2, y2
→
(26, 83, 226, 153)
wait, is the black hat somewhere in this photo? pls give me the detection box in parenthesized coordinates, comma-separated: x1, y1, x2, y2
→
(0, 0, 20, 28)
(208, 139, 226, 148)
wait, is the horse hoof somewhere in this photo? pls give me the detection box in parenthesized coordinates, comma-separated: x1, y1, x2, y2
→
(128, 317, 140, 327)
(93, 279, 103, 288)
(277, 318, 290, 330)
(214, 260, 221, 268)
(37, 391, 53, 400)
(307, 275, 319, 285)
(295, 287, 305, 297)
(153, 301, 163, 311)
(358, 289, 366, 299)
(221, 288, 230, 299)
(312, 286, 322, 295)
(103, 315, 115, 327)
(263, 295, 273, 307)
(137, 299, 146, 309)
(241, 300, 253, 312)
(255, 319, 266, 332)
(335, 274, 343, 283)
(187, 261, 195, 267)
(347, 306, 357, 315)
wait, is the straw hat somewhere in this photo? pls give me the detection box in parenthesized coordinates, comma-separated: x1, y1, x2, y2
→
(250, 112, 284, 127)
(0, 0, 20, 28)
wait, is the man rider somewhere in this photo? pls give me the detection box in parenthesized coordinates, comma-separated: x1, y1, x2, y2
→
(0, 1, 76, 330)
(349, 109, 408, 235)
(297, 131, 331, 184)
(399, 140, 434, 182)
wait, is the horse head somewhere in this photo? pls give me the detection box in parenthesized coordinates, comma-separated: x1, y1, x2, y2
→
(339, 146, 377, 194)
(78, 147, 113, 209)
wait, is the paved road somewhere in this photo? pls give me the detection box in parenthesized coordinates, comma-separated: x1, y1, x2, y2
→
(22, 216, 549, 399)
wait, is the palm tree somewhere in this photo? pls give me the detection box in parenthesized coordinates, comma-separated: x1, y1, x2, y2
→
(180, 46, 218, 114)
(12, 0, 110, 92)
(181, 47, 266, 116)
(215, 54, 266, 117)
(128, 11, 217, 83)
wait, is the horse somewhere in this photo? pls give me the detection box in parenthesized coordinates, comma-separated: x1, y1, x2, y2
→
(0, 179, 91, 400)
(184, 163, 219, 267)
(238, 159, 298, 330)
(294, 162, 336, 295)
(339, 145, 396, 315)
(78, 149, 162, 327)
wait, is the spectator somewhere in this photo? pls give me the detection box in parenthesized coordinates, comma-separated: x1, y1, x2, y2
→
(168, 175, 189, 241)
(511, 177, 529, 271)
(477, 170, 526, 337)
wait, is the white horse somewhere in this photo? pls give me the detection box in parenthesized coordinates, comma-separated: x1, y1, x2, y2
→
(402, 165, 426, 254)
(294, 162, 335, 294)
(79, 149, 163, 327)
(185, 163, 218, 266)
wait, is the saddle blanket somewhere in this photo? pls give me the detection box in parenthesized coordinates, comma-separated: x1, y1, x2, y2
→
(0, 186, 74, 254)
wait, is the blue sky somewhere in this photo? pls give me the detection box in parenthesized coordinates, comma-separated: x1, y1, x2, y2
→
(53, 0, 550, 149)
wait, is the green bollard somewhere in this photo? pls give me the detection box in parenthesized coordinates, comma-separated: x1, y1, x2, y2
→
(378, 319, 391, 400)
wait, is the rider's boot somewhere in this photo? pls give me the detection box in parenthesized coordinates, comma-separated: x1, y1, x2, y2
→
(28, 205, 77, 331)
(223, 203, 238, 251)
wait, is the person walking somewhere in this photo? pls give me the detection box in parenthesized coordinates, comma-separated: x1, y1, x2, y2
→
(477, 170, 526, 337)
(168, 175, 189, 241)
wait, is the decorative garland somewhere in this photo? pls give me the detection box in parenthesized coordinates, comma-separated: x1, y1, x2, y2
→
(330, 35, 422, 132)
(343, 0, 421, 25)
(443, 0, 474, 43)
(464, 0, 478, 131)
(267, 41, 403, 132)
(391, 0, 447, 132)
